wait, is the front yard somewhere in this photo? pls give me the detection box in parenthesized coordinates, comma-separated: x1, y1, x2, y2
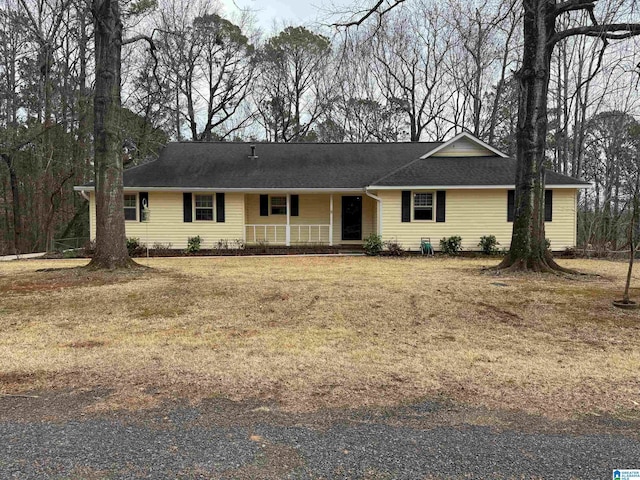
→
(0, 256, 638, 420)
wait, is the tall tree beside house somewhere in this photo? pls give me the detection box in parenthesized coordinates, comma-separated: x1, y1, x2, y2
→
(498, 0, 640, 272)
(90, 0, 161, 268)
(89, 0, 132, 268)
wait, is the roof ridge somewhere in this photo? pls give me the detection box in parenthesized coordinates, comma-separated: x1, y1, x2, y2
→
(366, 143, 442, 186)
(123, 157, 161, 173)
(166, 141, 444, 146)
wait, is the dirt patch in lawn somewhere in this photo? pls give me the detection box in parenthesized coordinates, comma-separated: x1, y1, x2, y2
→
(0, 263, 146, 294)
(1, 256, 639, 421)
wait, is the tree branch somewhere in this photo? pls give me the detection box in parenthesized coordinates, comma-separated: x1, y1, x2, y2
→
(122, 33, 155, 47)
(552, 23, 640, 45)
(122, 32, 161, 96)
(333, 0, 406, 28)
(554, 0, 596, 16)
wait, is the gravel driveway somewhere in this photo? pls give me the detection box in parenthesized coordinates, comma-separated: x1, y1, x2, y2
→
(1, 392, 638, 479)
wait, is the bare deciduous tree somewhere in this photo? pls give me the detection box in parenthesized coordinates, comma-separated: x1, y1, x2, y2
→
(367, 3, 454, 141)
(254, 26, 334, 142)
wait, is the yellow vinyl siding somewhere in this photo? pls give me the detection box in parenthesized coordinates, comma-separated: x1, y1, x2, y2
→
(377, 188, 577, 251)
(89, 191, 245, 249)
(432, 137, 495, 157)
(89, 189, 575, 250)
(545, 189, 577, 250)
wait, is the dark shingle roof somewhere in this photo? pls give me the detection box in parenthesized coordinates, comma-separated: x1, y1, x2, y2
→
(122, 142, 440, 189)
(371, 156, 589, 186)
(113, 142, 588, 190)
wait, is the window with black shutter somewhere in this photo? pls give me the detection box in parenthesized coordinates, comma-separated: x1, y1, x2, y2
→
(216, 193, 225, 222)
(183, 193, 193, 222)
(259, 195, 269, 216)
(436, 191, 446, 222)
(401, 191, 411, 222)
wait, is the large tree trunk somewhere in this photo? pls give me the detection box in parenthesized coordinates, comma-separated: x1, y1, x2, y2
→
(498, 0, 571, 273)
(88, 0, 134, 269)
(1, 154, 24, 254)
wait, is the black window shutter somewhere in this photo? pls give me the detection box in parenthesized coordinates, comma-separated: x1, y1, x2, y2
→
(216, 192, 225, 223)
(290, 195, 299, 216)
(139, 192, 148, 222)
(401, 191, 411, 222)
(260, 195, 269, 216)
(183, 192, 192, 222)
(507, 190, 515, 222)
(545, 189, 553, 222)
(436, 191, 446, 222)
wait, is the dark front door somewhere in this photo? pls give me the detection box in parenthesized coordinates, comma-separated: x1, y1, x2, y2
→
(342, 196, 362, 241)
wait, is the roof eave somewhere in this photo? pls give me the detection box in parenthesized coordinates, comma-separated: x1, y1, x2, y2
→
(367, 184, 590, 190)
(73, 186, 366, 193)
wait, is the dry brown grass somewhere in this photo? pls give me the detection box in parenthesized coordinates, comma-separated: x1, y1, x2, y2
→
(1, 256, 639, 419)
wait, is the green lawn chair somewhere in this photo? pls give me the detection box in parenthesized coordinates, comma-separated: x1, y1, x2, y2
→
(421, 237, 434, 256)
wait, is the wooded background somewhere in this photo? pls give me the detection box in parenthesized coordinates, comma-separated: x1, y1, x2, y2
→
(1, 0, 638, 255)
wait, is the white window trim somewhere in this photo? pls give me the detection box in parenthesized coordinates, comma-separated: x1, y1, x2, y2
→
(124, 193, 137, 222)
(194, 193, 215, 222)
(412, 191, 435, 222)
(270, 195, 287, 215)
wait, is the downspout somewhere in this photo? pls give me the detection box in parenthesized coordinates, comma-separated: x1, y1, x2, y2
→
(365, 187, 382, 237)
(78, 190, 90, 201)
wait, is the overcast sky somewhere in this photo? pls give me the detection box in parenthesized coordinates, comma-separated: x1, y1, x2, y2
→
(220, 0, 358, 32)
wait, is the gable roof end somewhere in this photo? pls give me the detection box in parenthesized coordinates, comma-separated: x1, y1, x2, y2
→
(420, 132, 509, 159)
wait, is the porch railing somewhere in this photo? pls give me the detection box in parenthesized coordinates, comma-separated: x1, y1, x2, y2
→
(245, 224, 331, 245)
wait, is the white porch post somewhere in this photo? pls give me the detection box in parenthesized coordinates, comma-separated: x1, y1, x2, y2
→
(329, 194, 334, 246)
(286, 194, 291, 246)
(242, 194, 246, 244)
(365, 188, 383, 239)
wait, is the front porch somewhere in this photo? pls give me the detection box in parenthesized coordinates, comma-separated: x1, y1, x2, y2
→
(245, 224, 332, 245)
(243, 193, 378, 246)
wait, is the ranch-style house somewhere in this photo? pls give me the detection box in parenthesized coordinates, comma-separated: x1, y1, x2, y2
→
(75, 132, 589, 252)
